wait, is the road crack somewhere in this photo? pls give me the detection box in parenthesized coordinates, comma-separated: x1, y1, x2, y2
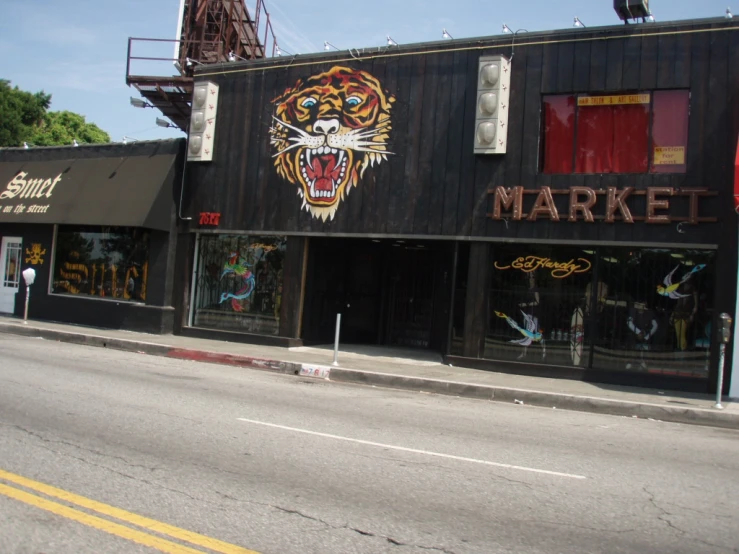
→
(271, 504, 455, 553)
(643, 486, 736, 552)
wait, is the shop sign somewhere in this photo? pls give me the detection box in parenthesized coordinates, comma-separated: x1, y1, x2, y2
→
(494, 256, 592, 278)
(577, 94, 650, 106)
(0, 172, 62, 216)
(198, 212, 221, 226)
(653, 147, 685, 165)
(489, 186, 716, 224)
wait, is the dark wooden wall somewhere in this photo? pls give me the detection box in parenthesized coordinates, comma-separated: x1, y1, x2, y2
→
(186, 18, 738, 247)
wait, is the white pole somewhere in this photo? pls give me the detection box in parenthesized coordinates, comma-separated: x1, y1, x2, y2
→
(23, 287, 30, 324)
(716, 343, 726, 409)
(332, 313, 341, 366)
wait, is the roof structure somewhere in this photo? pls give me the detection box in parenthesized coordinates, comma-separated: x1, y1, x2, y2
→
(126, 0, 277, 131)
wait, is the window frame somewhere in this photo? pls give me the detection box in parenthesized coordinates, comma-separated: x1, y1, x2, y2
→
(540, 90, 690, 175)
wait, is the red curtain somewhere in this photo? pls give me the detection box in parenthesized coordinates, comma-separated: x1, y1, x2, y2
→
(542, 96, 575, 174)
(651, 90, 689, 173)
(576, 104, 649, 173)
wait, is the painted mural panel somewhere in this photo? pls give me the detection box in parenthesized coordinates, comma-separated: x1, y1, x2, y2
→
(192, 235, 286, 335)
(269, 66, 395, 221)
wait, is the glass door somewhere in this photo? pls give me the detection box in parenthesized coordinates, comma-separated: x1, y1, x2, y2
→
(0, 236, 22, 314)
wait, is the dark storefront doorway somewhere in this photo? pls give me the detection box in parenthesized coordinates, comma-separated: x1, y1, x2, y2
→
(301, 238, 453, 351)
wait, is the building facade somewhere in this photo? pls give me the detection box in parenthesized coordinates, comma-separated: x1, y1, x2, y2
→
(0, 139, 185, 333)
(175, 17, 739, 392)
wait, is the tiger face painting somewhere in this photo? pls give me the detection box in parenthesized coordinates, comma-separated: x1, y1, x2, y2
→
(269, 66, 394, 221)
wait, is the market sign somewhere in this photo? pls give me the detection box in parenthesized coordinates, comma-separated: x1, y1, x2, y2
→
(488, 186, 716, 224)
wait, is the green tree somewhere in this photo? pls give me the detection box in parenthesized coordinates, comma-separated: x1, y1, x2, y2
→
(0, 80, 110, 147)
(0, 79, 50, 147)
(29, 110, 110, 146)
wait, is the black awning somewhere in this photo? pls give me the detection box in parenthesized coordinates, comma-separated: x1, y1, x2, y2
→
(0, 152, 177, 231)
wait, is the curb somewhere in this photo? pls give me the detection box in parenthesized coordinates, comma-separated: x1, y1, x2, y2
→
(2, 323, 738, 430)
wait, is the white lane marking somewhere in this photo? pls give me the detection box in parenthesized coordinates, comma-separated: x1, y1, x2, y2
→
(237, 418, 587, 480)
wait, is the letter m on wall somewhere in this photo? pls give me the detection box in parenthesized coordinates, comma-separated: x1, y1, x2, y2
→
(491, 186, 524, 220)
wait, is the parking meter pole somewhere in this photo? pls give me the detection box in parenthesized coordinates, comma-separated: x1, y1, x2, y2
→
(332, 313, 342, 366)
(23, 287, 30, 324)
(715, 312, 733, 409)
(715, 343, 725, 409)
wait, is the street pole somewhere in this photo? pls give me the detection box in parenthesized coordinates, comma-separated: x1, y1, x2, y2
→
(23, 286, 30, 324)
(716, 343, 726, 409)
(332, 313, 342, 366)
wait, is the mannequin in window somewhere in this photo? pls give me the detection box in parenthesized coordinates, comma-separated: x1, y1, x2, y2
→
(626, 300, 658, 370)
(670, 279, 698, 351)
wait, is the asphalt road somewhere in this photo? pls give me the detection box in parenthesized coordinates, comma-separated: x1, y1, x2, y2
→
(0, 334, 738, 554)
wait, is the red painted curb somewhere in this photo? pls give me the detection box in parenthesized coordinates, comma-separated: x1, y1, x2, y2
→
(167, 348, 288, 372)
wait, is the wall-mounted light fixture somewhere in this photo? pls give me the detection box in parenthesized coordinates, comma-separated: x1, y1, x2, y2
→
(73, 140, 79, 147)
(573, 16, 586, 27)
(186, 57, 203, 67)
(227, 51, 247, 62)
(502, 23, 513, 33)
(442, 29, 454, 39)
(122, 136, 139, 144)
(156, 117, 177, 129)
(387, 35, 398, 46)
(130, 97, 154, 109)
(324, 41, 340, 51)
(726, 7, 734, 19)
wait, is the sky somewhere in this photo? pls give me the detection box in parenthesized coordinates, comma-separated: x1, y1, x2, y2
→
(0, 0, 734, 144)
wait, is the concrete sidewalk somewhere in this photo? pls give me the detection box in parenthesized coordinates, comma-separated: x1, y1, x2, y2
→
(1, 315, 737, 429)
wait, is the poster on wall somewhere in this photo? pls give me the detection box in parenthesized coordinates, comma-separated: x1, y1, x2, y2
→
(269, 66, 395, 221)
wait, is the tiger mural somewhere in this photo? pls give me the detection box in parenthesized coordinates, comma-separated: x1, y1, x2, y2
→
(269, 66, 395, 221)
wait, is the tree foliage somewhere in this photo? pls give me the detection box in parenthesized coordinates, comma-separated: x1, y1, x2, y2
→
(0, 79, 50, 147)
(0, 79, 110, 147)
(29, 111, 110, 146)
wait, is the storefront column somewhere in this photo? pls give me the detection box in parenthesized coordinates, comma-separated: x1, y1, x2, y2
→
(462, 242, 490, 358)
(279, 236, 309, 339)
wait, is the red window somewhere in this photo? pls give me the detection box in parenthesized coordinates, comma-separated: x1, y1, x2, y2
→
(541, 91, 689, 174)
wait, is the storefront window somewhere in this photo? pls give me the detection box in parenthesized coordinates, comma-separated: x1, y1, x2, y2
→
(52, 226, 150, 301)
(487, 245, 593, 366)
(590, 248, 714, 378)
(484, 245, 715, 378)
(192, 235, 286, 335)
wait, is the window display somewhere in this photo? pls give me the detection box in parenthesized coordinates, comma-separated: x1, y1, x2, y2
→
(484, 244, 715, 377)
(192, 235, 286, 335)
(542, 91, 690, 174)
(52, 226, 149, 302)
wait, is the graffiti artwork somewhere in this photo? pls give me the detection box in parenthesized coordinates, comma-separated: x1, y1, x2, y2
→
(219, 252, 256, 312)
(25, 243, 46, 265)
(657, 264, 706, 299)
(495, 310, 546, 359)
(269, 66, 395, 221)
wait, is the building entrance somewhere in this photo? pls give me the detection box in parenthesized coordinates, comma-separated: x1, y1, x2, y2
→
(301, 238, 453, 351)
(0, 236, 22, 314)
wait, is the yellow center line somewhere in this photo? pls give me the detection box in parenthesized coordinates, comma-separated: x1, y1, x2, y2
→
(0, 469, 259, 554)
(0, 483, 206, 554)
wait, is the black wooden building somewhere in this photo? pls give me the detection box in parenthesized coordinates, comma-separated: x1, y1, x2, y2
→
(0, 139, 185, 333)
(175, 16, 739, 393)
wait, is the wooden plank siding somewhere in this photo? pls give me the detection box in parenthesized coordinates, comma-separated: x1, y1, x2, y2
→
(186, 19, 738, 247)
